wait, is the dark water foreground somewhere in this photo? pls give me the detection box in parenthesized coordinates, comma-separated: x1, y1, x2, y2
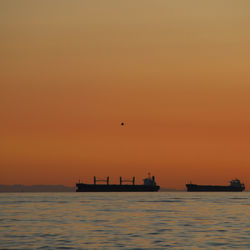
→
(0, 192, 249, 249)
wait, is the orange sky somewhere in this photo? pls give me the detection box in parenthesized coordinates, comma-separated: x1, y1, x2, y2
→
(1, 1, 250, 189)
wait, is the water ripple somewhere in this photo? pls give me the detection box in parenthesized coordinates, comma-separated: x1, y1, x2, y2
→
(0, 192, 249, 249)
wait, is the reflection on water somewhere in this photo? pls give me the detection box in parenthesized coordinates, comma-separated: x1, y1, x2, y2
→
(0, 192, 249, 249)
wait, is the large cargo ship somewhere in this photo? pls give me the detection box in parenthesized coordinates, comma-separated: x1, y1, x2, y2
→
(76, 174, 160, 192)
(186, 179, 245, 192)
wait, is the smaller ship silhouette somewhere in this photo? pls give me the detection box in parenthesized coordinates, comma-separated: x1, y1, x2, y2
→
(186, 179, 245, 192)
(76, 173, 160, 192)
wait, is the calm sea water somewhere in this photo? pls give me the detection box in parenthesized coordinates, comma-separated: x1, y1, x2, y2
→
(0, 192, 249, 249)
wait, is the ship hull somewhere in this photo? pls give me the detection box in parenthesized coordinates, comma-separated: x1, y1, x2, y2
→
(76, 184, 160, 192)
(186, 184, 245, 192)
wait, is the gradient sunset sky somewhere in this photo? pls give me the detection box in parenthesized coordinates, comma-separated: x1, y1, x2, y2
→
(1, 1, 250, 189)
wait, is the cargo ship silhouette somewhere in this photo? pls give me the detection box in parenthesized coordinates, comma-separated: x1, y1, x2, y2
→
(76, 173, 160, 192)
(186, 179, 245, 192)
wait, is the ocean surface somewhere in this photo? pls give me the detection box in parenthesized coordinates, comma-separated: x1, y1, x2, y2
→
(0, 192, 249, 249)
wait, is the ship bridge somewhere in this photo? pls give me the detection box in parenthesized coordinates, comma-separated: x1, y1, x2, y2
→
(143, 173, 157, 186)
